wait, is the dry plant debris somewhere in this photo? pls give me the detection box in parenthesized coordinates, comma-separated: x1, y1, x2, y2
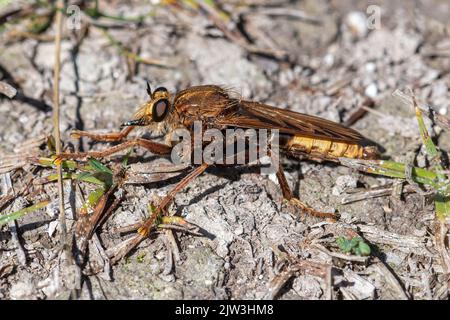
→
(0, 0, 449, 300)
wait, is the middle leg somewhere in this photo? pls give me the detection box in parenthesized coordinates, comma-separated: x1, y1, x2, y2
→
(137, 163, 210, 236)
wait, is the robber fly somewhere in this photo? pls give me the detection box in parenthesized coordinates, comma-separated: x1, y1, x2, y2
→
(63, 83, 379, 236)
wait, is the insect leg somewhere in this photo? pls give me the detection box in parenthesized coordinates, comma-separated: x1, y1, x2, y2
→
(137, 163, 209, 237)
(70, 126, 135, 142)
(57, 138, 172, 160)
(276, 164, 338, 221)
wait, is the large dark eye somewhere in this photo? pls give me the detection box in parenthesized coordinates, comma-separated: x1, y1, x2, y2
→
(152, 99, 169, 122)
(153, 87, 167, 97)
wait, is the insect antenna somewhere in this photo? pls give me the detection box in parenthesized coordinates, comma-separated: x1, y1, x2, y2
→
(146, 81, 152, 96)
(121, 118, 145, 128)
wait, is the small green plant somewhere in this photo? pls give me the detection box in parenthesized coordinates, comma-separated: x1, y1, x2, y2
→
(0, 157, 115, 227)
(136, 252, 146, 263)
(336, 236, 371, 256)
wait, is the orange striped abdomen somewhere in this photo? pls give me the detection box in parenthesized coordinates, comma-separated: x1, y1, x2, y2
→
(285, 136, 377, 160)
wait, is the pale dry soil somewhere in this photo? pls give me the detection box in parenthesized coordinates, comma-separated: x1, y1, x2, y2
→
(0, 0, 449, 300)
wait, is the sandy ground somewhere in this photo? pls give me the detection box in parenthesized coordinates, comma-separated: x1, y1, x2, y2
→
(0, 0, 449, 299)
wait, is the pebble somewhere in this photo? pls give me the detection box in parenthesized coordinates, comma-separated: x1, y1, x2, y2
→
(364, 62, 376, 73)
(365, 83, 378, 98)
(47, 221, 59, 237)
(323, 53, 335, 67)
(345, 11, 368, 38)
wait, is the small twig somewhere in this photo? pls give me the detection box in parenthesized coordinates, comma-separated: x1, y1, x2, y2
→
(92, 233, 112, 280)
(264, 268, 296, 300)
(435, 222, 450, 274)
(325, 266, 333, 300)
(5, 29, 57, 42)
(98, 27, 174, 68)
(53, 0, 67, 243)
(251, 7, 322, 25)
(311, 242, 369, 263)
(344, 98, 374, 127)
(53, 2, 77, 299)
(360, 105, 387, 118)
(110, 221, 142, 234)
(373, 257, 410, 300)
(2, 174, 27, 266)
(196, 1, 288, 60)
(393, 89, 450, 132)
(266, 245, 329, 299)
(341, 184, 417, 204)
(357, 224, 427, 250)
(162, 231, 174, 275)
(106, 233, 146, 265)
(325, 76, 353, 96)
(165, 229, 180, 262)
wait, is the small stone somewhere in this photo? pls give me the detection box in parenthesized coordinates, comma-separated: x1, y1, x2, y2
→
(323, 53, 334, 67)
(204, 279, 213, 286)
(345, 11, 368, 38)
(332, 175, 358, 196)
(365, 62, 376, 73)
(234, 226, 244, 236)
(10, 282, 35, 300)
(365, 83, 378, 98)
(48, 220, 59, 237)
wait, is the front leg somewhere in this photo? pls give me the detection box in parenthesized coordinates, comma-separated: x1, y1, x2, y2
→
(137, 163, 209, 237)
(70, 126, 135, 142)
(57, 138, 172, 160)
(276, 164, 337, 221)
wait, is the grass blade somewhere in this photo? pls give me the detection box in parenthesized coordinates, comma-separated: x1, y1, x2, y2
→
(0, 200, 49, 226)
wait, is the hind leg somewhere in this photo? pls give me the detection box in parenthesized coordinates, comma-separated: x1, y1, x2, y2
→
(276, 164, 337, 221)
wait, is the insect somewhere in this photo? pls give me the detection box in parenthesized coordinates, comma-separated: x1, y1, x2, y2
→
(61, 83, 379, 237)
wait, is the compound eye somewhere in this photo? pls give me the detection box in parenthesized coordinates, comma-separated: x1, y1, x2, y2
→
(152, 99, 170, 122)
(153, 87, 168, 97)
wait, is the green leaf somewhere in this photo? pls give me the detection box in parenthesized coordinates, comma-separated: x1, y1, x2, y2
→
(76, 172, 112, 187)
(435, 194, 450, 222)
(349, 237, 360, 248)
(121, 150, 132, 168)
(88, 158, 113, 174)
(37, 157, 79, 170)
(0, 200, 49, 226)
(80, 187, 105, 215)
(336, 237, 353, 253)
(358, 241, 371, 256)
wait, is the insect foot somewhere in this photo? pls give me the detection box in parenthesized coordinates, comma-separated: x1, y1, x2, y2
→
(288, 198, 339, 222)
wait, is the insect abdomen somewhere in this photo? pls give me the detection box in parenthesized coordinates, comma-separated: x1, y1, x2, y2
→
(285, 136, 369, 160)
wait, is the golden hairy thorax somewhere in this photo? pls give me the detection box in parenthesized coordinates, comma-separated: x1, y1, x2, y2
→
(173, 86, 237, 119)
